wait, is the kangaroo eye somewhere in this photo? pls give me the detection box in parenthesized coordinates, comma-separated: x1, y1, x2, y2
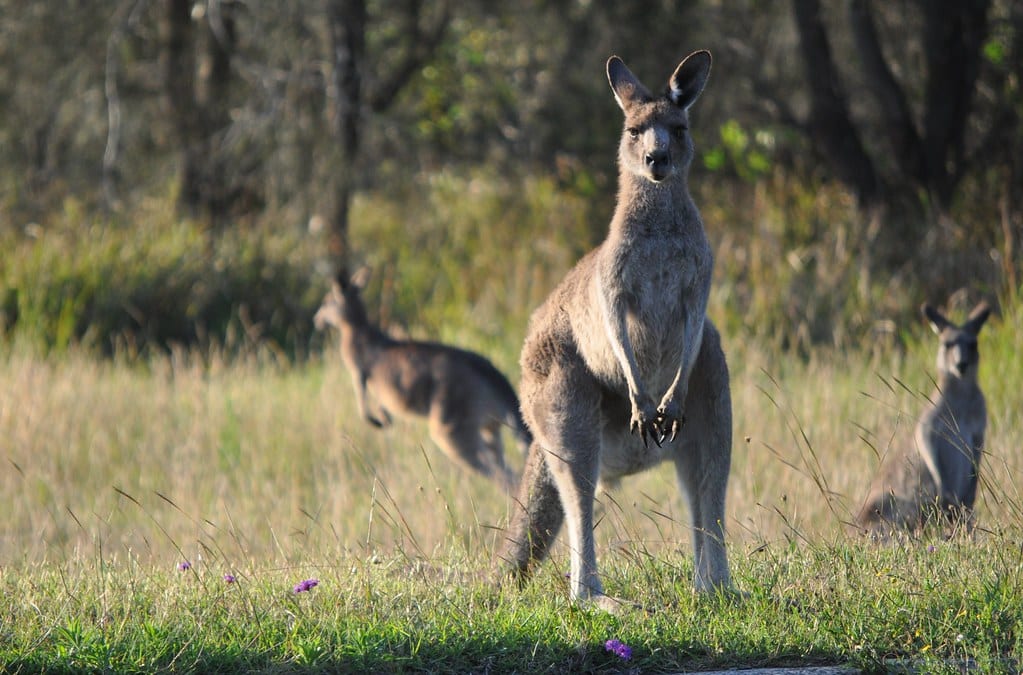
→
(674, 125, 688, 139)
(627, 127, 640, 139)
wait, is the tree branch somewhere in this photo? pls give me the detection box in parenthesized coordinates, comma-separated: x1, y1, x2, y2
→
(367, 0, 451, 113)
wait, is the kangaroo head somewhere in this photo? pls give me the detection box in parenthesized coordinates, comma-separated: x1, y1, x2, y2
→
(923, 301, 991, 380)
(607, 50, 711, 184)
(313, 267, 371, 332)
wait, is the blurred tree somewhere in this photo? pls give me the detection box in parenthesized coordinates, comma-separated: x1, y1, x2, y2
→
(158, 0, 247, 223)
(785, 0, 1019, 255)
(0, 1, 109, 223)
(323, 0, 451, 274)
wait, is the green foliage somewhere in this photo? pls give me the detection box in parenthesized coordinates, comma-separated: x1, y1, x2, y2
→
(703, 119, 773, 182)
(0, 204, 324, 357)
(2, 164, 1013, 362)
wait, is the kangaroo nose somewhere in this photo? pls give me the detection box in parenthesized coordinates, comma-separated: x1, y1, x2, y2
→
(645, 151, 667, 167)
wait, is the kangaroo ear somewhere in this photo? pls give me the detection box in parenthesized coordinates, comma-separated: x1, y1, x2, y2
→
(334, 267, 350, 292)
(922, 303, 949, 334)
(965, 301, 992, 334)
(350, 266, 372, 290)
(607, 56, 651, 112)
(668, 50, 711, 109)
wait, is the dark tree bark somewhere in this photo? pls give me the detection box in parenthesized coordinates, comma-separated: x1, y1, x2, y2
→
(847, 0, 925, 184)
(323, 0, 450, 276)
(325, 0, 366, 271)
(790, 0, 881, 209)
(790, 0, 994, 214)
(785, 0, 1006, 269)
(160, 0, 200, 214)
(919, 0, 991, 203)
(159, 0, 240, 222)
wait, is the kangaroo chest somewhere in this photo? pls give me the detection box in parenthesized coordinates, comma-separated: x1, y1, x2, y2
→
(916, 386, 986, 500)
(577, 227, 711, 392)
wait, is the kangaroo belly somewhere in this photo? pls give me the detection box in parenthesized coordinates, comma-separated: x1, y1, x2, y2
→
(371, 358, 434, 417)
(597, 391, 671, 476)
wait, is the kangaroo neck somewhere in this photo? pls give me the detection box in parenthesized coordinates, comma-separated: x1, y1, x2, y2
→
(611, 171, 695, 236)
(936, 371, 979, 398)
(342, 319, 392, 366)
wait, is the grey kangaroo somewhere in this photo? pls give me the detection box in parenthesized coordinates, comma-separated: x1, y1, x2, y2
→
(857, 301, 992, 535)
(314, 268, 531, 491)
(499, 51, 733, 610)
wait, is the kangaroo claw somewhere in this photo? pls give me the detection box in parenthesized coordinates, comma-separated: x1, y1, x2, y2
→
(631, 418, 648, 447)
(667, 415, 683, 443)
(651, 422, 664, 447)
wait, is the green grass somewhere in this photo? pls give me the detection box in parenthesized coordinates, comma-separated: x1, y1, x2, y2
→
(3, 299, 1023, 672)
(3, 541, 1022, 672)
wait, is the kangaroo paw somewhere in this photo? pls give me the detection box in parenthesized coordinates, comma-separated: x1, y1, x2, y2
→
(629, 401, 661, 447)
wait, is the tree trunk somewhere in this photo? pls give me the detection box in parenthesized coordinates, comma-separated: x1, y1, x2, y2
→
(160, 0, 240, 223)
(920, 0, 991, 207)
(325, 0, 366, 275)
(790, 0, 881, 209)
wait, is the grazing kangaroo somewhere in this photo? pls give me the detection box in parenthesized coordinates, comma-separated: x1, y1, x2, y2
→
(314, 268, 531, 491)
(499, 51, 733, 610)
(857, 301, 992, 535)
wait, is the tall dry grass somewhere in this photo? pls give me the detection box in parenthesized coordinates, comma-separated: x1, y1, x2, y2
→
(2, 297, 1022, 573)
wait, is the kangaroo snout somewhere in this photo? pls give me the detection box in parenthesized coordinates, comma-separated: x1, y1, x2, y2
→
(645, 150, 670, 180)
(645, 149, 668, 166)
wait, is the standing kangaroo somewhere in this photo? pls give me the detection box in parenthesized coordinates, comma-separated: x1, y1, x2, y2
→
(499, 51, 733, 610)
(857, 301, 992, 534)
(314, 268, 531, 491)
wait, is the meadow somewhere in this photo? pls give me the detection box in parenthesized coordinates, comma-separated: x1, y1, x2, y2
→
(3, 292, 1023, 672)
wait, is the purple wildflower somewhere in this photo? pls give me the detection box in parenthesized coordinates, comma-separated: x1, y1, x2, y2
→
(223, 574, 236, 583)
(293, 578, 319, 593)
(927, 544, 936, 553)
(605, 638, 632, 661)
(177, 561, 192, 571)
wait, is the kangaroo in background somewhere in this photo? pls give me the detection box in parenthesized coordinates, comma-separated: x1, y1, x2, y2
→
(314, 268, 531, 492)
(499, 51, 733, 610)
(857, 301, 992, 535)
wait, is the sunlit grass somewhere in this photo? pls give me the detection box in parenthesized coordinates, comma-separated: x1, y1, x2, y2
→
(2, 297, 1023, 671)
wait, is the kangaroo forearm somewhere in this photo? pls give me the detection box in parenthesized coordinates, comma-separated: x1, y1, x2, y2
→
(662, 317, 705, 405)
(597, 278, 648, 402)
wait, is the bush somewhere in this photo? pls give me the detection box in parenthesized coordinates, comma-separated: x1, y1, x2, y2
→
(1, 202, 324, 358)
(1, 167, 1014, 364)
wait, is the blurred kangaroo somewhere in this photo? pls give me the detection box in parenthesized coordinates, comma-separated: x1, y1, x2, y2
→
(498, 51, 733, 610)
(314, 268, 531, 491)
(857, 301, 992, 535)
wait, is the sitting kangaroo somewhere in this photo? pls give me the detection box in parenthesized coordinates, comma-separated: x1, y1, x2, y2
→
(314, 268, 531, 491)
(499, 51, 733, 610)
(857, 301, 992, 535)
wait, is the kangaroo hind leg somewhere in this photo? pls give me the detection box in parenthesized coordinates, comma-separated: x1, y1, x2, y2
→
(672, 322, 733, 593)
(499, 440, 565, 583)
(520, 357, 608, 603)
